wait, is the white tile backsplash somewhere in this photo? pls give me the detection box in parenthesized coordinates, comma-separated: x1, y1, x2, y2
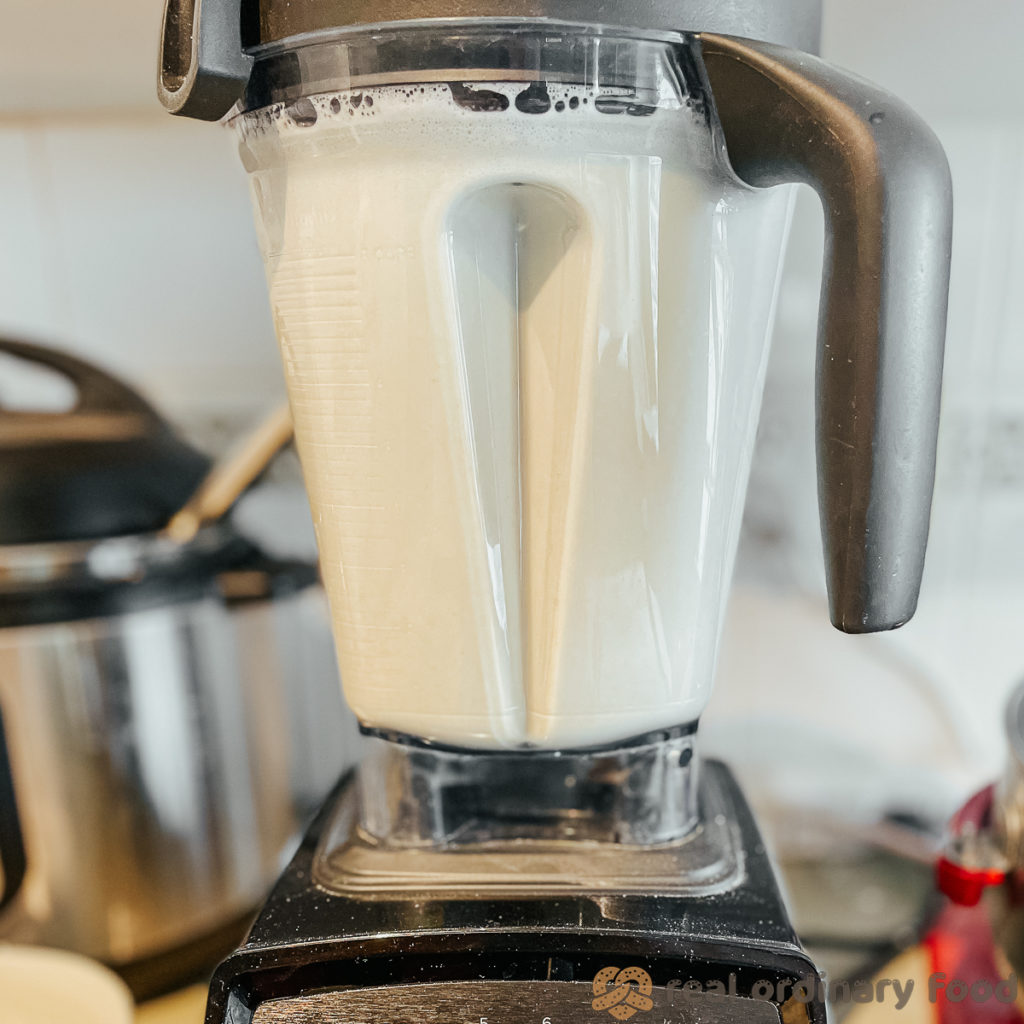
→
(0, 114, 286, 434)
(0, 131, 60, 342)
(0, 0, 163, 114)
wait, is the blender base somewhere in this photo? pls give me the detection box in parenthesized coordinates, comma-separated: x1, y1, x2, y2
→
(204, 760, 826, 1023)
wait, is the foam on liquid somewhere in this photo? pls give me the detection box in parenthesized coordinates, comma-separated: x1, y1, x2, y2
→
(238, 81, 793, 749)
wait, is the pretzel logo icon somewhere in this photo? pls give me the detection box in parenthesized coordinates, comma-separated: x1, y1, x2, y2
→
(591, 966, 654, 1020)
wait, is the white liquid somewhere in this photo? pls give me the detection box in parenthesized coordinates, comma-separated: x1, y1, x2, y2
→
(238, 83, 793, 749)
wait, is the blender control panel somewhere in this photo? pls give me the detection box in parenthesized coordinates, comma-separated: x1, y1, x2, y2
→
(251, 981, 785, 1023)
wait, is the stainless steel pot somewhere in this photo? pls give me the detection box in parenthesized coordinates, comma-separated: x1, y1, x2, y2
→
(0, 339, 358, 995)
(0, 528, 357, 991)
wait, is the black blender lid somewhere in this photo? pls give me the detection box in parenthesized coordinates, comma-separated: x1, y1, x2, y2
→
(0, 338, 211, 546)
(159, 0, 823, 121)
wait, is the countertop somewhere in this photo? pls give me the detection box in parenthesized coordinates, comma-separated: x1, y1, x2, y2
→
(137, 986, 207, 1024)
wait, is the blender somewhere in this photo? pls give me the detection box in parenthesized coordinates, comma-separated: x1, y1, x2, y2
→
(157, 2, 953, 1020)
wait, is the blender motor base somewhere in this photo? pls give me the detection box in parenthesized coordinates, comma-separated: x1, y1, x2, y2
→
(204, 760, 826, 1023)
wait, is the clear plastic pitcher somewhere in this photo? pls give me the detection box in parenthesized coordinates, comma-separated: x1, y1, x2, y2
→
(231, 22, 949, 750)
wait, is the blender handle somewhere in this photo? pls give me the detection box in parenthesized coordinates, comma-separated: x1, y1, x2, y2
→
(699, 33, 952, 634)
(0, 703, 26, 913)
(158, 0, 250, 120)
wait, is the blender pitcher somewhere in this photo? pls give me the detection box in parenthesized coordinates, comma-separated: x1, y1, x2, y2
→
(160, 10, 952, 752)
(156, 8, 952, 1021)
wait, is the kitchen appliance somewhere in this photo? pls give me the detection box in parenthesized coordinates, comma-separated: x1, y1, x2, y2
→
(158, 1, 952, 1020)
(898, 681, 1024, 1024)
(937, 681, 1024, 943)
(0, 339, 353, 996)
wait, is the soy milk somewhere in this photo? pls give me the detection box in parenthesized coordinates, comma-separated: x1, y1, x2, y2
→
(237, 82, 792, 748)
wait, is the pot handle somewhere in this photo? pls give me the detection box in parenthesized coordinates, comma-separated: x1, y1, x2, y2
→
(699, 34, 953, 634)
(0, 703, 26, 913)
(0, 337, 165, 421)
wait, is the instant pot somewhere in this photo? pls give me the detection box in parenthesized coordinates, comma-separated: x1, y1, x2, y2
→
(0, 338, 356, 996)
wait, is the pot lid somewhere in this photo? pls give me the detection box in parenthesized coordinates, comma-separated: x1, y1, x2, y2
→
(0, 338, 211, 546)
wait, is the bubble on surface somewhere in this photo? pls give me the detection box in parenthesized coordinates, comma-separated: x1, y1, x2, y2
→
(286, 96, 317, 126)
(449, 82, 510, 113)
(514, 81, 551, 114)
(235, 78, 694, 156)
(594, 96, 628, 115)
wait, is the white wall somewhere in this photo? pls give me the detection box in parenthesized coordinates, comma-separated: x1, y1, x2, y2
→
(0, 0, 167, 113)
(0, 116, 283, 435)
(0, 0, 284, 444)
